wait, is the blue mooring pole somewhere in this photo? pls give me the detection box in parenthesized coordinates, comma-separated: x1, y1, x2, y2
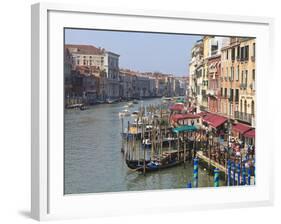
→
(187, 182, 192, 188)
(232, 162, 236, 186)
(248, 168, 251, 185)
(214, 168, 219, 187)
(253, 159, 256, 185)
(242, 163, 246, 185)
(237, 163, 241, 186)
(193, 158, 199, 188)
(227, 160, 231, 186)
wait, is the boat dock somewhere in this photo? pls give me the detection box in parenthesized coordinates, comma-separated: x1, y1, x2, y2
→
(196, 150, 226, 173)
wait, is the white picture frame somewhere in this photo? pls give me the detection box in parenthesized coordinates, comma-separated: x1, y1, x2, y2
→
(31, 2, 275, 221)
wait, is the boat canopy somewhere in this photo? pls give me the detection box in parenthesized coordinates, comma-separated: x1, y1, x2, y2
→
(172, 125, 198, 133)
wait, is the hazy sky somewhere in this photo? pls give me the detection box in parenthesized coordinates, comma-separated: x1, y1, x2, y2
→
(65, 28, 201, 76)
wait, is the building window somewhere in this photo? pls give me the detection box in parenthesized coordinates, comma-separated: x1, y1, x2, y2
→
(245, 45, 249, 61)
(251, 100, 255, 115)
(224, 88, 227, 97)
(241, 71, 244, 84)
(240, 47, 244, 61)
(77, 59, 80, 65)
(236, 65, 239, 81)
(252, 69, 255, 81)
(237, 46, 240, 59)
(226, 50, 229, 60)
(231, 48, 235, 61)
(253, 43, 256, 58)
(244, 100, 247, 114)
(230, 88, 234, 101)
(235, 89, 239, 102)
(245, 70, 248, 86)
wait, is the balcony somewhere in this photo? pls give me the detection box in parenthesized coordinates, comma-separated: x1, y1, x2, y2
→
(234, 111, 255, 125)
(240, 83, 247, 89)
(250, 81, 255, 90)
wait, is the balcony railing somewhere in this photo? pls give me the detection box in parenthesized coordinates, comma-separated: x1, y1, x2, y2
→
(234, 111, 254, 125)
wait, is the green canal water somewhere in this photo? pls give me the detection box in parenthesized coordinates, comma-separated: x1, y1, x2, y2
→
(64, 98, 224, 194)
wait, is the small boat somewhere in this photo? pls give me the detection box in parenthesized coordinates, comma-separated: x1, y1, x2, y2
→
(126, 158, 182, 172)
(131, 111, 139, 117)
(106, 98, 115, 104)
(133, 99, 139, 104)
(127, 102, 134, 107)
(79, 104, 88, 110)
(125, 159, 150, 170)
(66, 103, 84, 109)
(119, 109, 130, 117)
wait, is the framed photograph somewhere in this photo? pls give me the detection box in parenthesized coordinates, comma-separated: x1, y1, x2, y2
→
(31, 2, 274, 221)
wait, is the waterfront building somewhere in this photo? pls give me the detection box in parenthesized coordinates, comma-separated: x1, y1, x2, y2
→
(148, 77, 157, 97)
(236, 38, 256, 127)
(220, 37, 241, 119)
(202, 36, 212, 111)
(189, 39, 203, 112)
(220, 37, 255, 127)
(202, 36, 226, 112)
(66, 44, 105, 69)
(65, 44, 120, 100)
(207, 54, 221, 113)
(104, 51, 120, 99)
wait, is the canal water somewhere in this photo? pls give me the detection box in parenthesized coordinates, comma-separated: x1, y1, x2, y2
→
(64, 98, 223, 194)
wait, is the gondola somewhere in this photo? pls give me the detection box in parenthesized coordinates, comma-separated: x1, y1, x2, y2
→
(125, 159, 150, 170)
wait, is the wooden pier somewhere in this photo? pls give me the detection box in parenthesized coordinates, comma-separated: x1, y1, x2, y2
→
(196, 150, 226, 173)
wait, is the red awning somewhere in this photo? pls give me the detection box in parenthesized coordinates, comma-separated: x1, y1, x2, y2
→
(169, 103, 184, 111)
(244, 129, 255, 138)
(171, 113, 201, 122)
(233, 123, 251, 134)
(202, 113, 227, 128)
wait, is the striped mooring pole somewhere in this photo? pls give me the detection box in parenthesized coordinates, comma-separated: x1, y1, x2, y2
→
(214, 168, 219, 187)
(248, 168, 251, 185)
(237, 163, 241, 186)
(193, 157, 199, 188)
(187, 181, 192, 188)
(232, 162, 236, 186)
(242, 163, 246, 185)
(227, 160, 231, 186)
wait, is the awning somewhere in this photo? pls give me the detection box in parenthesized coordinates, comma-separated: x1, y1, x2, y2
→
(202, 113, 227, 128)
(171, 113, 201, 122)
(233, 123, 251, 134)
(244, 129, 255, 138)
(208, 115, 227, 128)
(172, 125, 198, 133)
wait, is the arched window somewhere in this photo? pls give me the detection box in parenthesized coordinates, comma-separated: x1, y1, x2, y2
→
(244, 100, 247, 114)
(251, 100, 255, 115)
(240, 100, 242, 114)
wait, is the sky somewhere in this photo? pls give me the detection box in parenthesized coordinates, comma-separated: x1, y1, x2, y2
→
(65, 28, 201, 76)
